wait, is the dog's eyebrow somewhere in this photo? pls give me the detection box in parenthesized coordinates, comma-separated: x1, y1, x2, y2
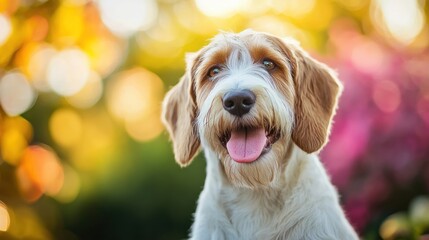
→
(247, 43, 287, 62)
(196, 48, 230, 78)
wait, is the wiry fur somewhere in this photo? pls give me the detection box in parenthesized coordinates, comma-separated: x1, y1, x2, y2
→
(162, 30, 358, 240)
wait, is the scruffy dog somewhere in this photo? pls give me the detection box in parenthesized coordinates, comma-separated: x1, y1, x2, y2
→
(162, 30, 358, 240)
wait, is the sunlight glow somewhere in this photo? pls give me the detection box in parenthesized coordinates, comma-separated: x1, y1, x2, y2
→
(98, 0, 158, 37)
(374, 0, 425, 44)
(238, 0, 269, 15)
(249, 16, 304, 40)
(173, 1, 213, 34)
(269, 0, 315, 17)
(195, 0, 243, 18)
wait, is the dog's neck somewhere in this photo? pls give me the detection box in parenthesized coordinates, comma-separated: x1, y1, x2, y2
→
(203, 141, 310, 199)
(200, 142, 326, 228)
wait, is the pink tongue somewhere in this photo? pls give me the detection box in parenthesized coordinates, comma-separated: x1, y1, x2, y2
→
(226, 128, 267, 163)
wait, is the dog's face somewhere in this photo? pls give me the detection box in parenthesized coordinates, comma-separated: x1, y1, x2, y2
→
(162, 30, 342, 188)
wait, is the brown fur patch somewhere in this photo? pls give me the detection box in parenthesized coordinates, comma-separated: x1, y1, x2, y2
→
(161, 55, 202, 166)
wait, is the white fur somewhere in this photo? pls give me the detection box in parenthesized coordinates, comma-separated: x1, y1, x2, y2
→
(191, 148, 358, 240)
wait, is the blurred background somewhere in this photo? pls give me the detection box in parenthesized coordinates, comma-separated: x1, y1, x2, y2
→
(0, 0, 428, 239)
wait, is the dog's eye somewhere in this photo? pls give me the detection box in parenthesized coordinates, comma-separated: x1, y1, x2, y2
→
(262, 59, 275, 70)
(208, 66, 222, 78)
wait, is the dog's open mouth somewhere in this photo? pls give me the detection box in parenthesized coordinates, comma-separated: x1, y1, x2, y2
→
(220, 127, 280, 163)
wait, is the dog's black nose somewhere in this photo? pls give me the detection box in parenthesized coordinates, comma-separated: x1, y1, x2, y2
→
(222, 90, 256, 117)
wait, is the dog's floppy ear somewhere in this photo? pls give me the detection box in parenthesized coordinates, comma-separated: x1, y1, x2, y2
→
(269, 36, 342, 153)
(290, 42, 342, 153)
(162, 53, 201, 167)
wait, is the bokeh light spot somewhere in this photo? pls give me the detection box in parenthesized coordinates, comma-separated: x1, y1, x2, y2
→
(98, 0, 158, 37)
(373, 0, 425, 44)
(107, 68, 164, 121)
(379, 213, 412, 240)
(0, 201, 11, 232)
(0, 71, 37, 116)
(1, 128, 27, 165)
(351, 38, 388, 75)
(16, 145, 64, 202)
(13, 42, 39, 75)
(0, 14, 12, 45)
(47, 48, 90, 96)
(24, 15, 49, 42)
(410, 196, 429, 225)
(83, 37, 125, 77)
(27, 44, 57, 92)
(125, 111, 164, 142)
(49, 108, 83, 148)
(0, 116, 33, 166)
(51, 3, 84, 46)
(3, 116, 33, 140)
(373, 80, 401, 113)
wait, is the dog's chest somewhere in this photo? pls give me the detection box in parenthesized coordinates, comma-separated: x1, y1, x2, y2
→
(221, 189, 284, 239)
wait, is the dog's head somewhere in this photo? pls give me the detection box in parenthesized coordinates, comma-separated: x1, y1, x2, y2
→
(162, 30, 342, 188)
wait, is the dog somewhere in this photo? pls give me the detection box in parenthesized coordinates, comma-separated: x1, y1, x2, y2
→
(162, 30, 359, 240)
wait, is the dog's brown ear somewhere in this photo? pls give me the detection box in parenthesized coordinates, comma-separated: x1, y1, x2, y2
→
(162, 53, 201, 167)
(289, 44, 342, 153)
(267, 35, 342, 153)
